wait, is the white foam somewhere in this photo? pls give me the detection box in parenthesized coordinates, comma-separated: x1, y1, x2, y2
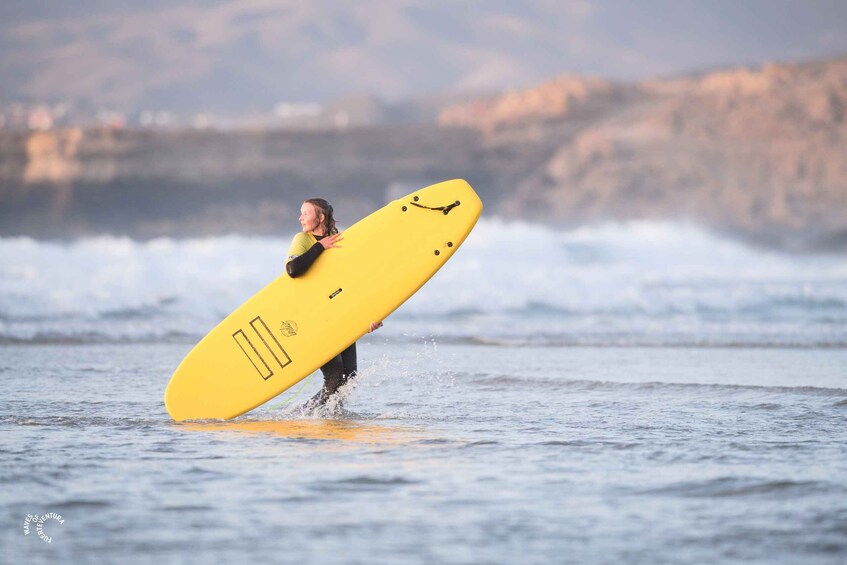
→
(1, 220, 845, 344)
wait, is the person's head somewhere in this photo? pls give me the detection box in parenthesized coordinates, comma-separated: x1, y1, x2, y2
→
(299, 198, 337, 236)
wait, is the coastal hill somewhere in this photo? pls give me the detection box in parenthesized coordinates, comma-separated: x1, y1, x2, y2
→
(440, 56, 847, 249)
(1, 56, 845, 250)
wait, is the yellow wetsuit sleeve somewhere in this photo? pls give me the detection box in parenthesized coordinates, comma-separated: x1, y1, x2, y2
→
(287, 232, 315, 260)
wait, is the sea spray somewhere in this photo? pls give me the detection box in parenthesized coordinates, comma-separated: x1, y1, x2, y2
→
(1, 220, 845, 346)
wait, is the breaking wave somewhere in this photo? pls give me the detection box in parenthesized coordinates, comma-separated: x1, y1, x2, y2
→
(1, 219, 845, 346)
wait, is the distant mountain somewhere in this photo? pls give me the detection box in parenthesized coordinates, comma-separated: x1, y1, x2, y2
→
(446, 56, 847, 249)
(1, 56, 846, 251)
(1, 0, 845, 112)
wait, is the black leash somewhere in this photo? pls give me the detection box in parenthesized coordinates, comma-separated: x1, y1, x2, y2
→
(408, 200, 461, 215)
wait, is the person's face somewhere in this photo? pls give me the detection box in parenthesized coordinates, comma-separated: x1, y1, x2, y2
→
(299, 202, 323, 233)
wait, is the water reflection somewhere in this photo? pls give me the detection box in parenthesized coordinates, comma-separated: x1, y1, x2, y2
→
(178, 418, 417, 443)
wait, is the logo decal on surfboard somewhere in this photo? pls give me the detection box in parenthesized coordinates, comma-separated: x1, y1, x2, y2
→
(279, 320, 298, 337)
(232, 316, 292, 381)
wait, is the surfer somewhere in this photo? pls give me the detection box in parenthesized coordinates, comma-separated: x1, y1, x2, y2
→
(286, 198, 382, 408)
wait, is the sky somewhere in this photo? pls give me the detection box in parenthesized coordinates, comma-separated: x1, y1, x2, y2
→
(1, 0, 845, 111)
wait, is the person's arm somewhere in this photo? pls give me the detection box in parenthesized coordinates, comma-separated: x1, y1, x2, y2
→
(285, 232, 343, 278)
(286, 243, 324, 278)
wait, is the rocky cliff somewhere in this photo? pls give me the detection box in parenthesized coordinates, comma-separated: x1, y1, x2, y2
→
(442, 57, 847, 249)
(0, 125, 506, 238)
(2, 57, 845, 250)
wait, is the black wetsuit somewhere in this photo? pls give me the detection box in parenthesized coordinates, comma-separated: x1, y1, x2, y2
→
(286, 234, 357, 406)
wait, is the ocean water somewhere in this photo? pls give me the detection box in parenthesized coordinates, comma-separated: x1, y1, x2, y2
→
(1, 219, 845, 347)
(2, 220, 846, 564)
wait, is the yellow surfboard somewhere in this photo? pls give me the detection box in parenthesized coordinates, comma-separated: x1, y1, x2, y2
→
(164, 179, 483, 421)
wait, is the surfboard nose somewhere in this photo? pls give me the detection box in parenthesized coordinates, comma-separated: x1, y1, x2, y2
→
(402, 179, 483, 219)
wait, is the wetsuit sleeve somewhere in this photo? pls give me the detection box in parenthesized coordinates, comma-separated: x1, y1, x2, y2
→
(287, 232, 312, 259)
(286, 242, 324, 278)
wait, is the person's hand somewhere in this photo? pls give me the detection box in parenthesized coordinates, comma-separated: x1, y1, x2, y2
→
(319, 232, 343, 249)
(368, 321, 383, 333)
